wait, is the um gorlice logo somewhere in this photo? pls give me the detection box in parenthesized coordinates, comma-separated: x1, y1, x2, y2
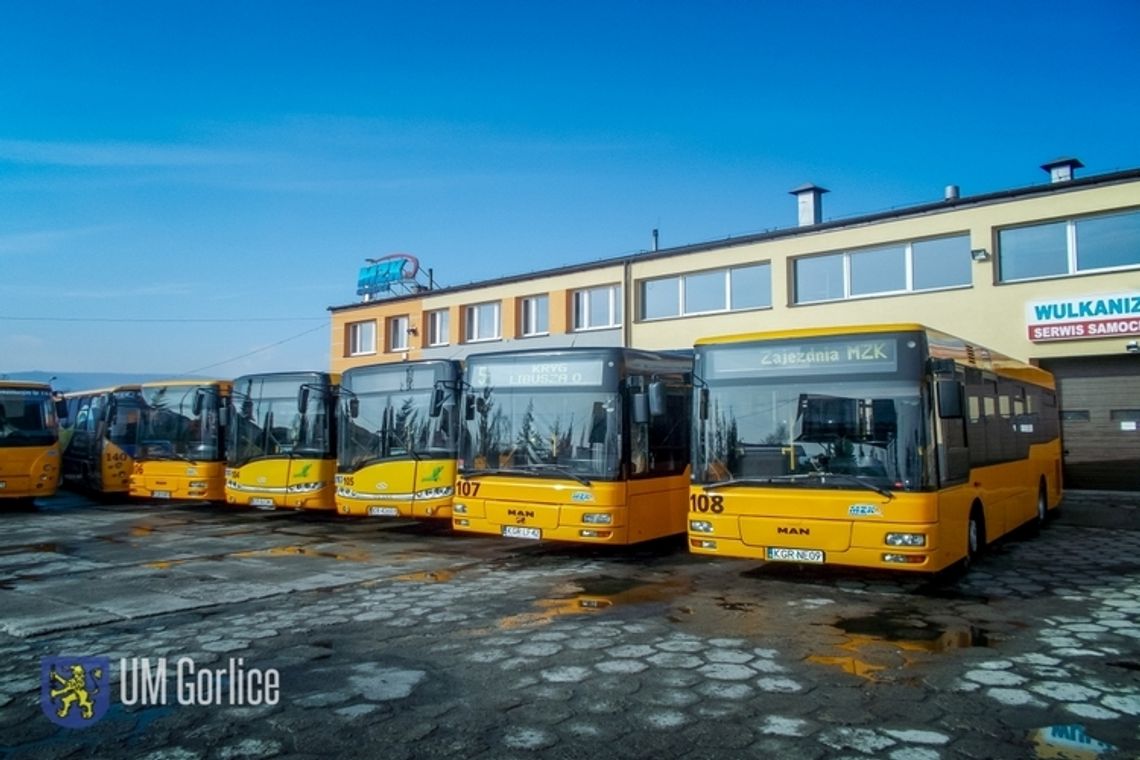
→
(41, 657, 110, 729)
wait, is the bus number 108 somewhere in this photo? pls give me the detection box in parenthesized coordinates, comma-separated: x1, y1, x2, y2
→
(689, 494, 725, 513)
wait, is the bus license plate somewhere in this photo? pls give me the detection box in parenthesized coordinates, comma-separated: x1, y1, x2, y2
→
(153, 490, 171, 499)
(502, 526, 541, 540)
(368, 506, 398, 517)
(250, 498, 275, 509)
(767, 547, 824, 563)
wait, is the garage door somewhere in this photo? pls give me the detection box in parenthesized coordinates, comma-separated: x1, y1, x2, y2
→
(1040, 356, 1140, 491)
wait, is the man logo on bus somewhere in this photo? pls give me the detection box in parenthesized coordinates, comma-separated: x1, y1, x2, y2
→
(41, 657, 110, 729)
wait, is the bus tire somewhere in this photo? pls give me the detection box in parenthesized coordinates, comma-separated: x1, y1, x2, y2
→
(1034, 479, 1048, 531)
(966, 503, 985, 568)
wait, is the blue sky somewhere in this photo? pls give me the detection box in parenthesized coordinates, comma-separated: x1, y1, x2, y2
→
(2, 0, 1138, 377)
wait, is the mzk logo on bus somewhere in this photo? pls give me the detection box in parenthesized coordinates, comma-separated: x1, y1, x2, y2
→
(41, 657, 111, 729)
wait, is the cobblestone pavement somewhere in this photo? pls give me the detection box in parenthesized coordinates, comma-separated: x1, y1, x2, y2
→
(0, 493, 1137, 758)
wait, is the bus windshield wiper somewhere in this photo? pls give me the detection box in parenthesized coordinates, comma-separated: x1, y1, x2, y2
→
(703, 473, 893, 500)
(512, 463, 592, 486)
(808, 471, 894, 500)
(463, 465, 592, 486)
(142, 451, 197, 463)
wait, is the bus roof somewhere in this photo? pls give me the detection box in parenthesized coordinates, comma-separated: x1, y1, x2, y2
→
(0, 380, 53, 392)
(61, 384, 142, 398)
(140, 379, 233, 391)
(696, 323, 1055, 390)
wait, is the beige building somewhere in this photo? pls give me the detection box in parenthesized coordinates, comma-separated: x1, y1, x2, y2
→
(329, 159, 1140, 489)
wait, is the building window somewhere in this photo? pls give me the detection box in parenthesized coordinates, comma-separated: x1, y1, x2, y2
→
(640, 263, 772, 320)
(427, 309, 449, 347)
(999, 209, 1140, 282)
(347, 320, 376, 356)
(520, 295, 549, 336)
(573, 285, 622, 330)
(465, 301, 501, 342)
(387, 315, 409, 352)
(793, 234, 970, 304)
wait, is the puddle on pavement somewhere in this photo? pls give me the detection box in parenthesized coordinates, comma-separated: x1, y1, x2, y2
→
(230, 545, 373, 562)
(144, 544, 373, 569)
(485, 575, 690, 631)
(1030, 724, 1116, 758)
(0, 542, 64, 555)
(393, 569, 460, 583)
(807, 608, 994, 681)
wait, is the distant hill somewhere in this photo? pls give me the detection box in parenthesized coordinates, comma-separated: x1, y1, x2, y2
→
(1, 371, 204, 393)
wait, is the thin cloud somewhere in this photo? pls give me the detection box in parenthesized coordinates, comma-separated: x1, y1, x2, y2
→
(0, 226, 112, 255)
(0, 138, 251, 168)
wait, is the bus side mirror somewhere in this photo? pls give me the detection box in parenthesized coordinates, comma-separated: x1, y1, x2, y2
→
(297, 386, 310, 414)
(648, 381, 666, 417)
(430, 388, 445, 418)
(632, 393, 649, 425)
(192, 390, 204, 417)
(937, 380, 963, 419)
(348, 397, 360, 418)
(55, 399, 68, 419)
(699, 387, 709, 421)
(464, 396, 475, 421)
(242, 399, 254, 419)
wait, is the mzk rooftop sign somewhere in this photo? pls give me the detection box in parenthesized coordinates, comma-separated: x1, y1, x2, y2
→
(356, 254, 421, 298)
(1026, 292, 1140, 342)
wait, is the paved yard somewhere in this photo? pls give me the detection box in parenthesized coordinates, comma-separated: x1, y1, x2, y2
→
(0, 492, 1137, 758)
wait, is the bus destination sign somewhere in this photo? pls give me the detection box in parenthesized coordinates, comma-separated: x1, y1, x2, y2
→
(708, 339, 898, 379)
(472, 359, 605, 388)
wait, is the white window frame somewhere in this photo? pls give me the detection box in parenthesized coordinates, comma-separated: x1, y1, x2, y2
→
(347, 320, 376, 357)
(520, 294, 549, 337)
(573, 284, 622, 331)
(465, 301, 501, 343)
(387, 315, 409, 352)
(427, 309, 450, 347)
(640, 263, 772, 321)
(998, 210, 1140, 283)
(793, 235, 971, 305)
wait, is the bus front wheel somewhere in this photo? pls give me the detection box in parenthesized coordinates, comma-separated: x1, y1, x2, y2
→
(966, 505, 985, 568)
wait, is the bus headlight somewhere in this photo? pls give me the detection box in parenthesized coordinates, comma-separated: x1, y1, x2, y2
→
(287, 481, 326, 494)
(885, 533, 926, 547)
(690, 520, 714, 533)
(189, 481, 208, 489)
(414, 486, 454, 500)
(582, 513, 612, 525)
(454, 503, 468, 514)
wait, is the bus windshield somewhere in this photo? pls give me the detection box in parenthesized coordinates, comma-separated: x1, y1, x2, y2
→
(460, 387, 622, 480)
(339, 388, 457, 470)
(230, 378, 333, 466)
(138, 385, 222, 462)
(0, 388, 57, 447)
(696, 378, 928, 492)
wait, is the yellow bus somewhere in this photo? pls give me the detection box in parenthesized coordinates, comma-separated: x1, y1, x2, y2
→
(687, 324, 1062, 573)
(336, 360, 461, 519)
(130, 379, 232, 502)
(0, 381, 64, 505)
(453, 348, 692, 544)
(225, 372, 339, 511)
(60, 385, 145, 496)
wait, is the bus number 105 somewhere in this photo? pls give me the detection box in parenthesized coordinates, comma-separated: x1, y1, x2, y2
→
(689, 494, 725, 513)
